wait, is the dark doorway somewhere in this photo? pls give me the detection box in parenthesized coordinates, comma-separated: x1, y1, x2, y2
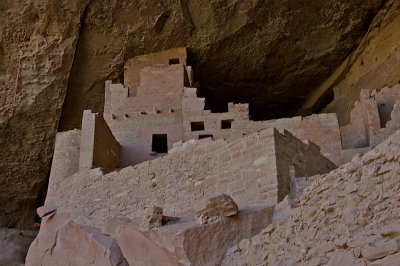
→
(199, 134, 213, 140)
(191, 121, 205, 131)
(169, 58, 180, 65)
(221, 119, 233, 129)
(152, 134, 168, 153)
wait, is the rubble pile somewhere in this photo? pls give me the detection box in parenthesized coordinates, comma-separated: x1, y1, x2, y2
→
(222, 130, 400, 265)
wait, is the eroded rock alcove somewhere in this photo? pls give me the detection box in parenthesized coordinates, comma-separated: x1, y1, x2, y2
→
(1, 1, 400, 264)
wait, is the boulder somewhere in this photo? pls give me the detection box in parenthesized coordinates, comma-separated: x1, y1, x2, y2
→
(25, 212, 128, 265)
(143, 206, 163, 228)
(195, 194, 238, 224)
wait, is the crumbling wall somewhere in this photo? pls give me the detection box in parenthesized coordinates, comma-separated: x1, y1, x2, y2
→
(274, 130, 337, 201)
(47, 128, 335, 228)
(240, 113, 342, 164)
(181, 87, 343, 164)
(340, 88, 400, 149)
(375, 86, 400, 127)
(182, 87, 248, 141)
(47, 129, 278, 227)
(79, 110, 120, 171)
(371, 99, 400, 146)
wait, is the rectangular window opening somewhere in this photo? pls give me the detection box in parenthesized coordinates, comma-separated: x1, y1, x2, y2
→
(191, 121, 205, 131)
(221, 119, 233, 129)
(152, 134, 168, 153)
(169, 58, 180, 65)
(199, 134, 213, 140)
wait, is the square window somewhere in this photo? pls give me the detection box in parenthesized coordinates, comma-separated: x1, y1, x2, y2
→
(152, 134, 168, 153)
(169, 58, 180, 65)
(199, 134, 213, 140)
(221, 119, 233, 129)
(191, 121, 205, 131)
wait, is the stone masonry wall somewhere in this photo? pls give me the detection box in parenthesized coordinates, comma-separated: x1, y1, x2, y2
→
(274, 130, 337, 201)
(79, 110, 120, 171)
(182, 87, 248, 141)
(340, 87, 400, 149)
(47, 128, 335, 228)
(48, 129, 81, 194)
(124, 48, 188, 96)
(371, 98, 400, 146)
(181, 86, 342, 164)
(240, 113, 342, 165)
(104, 65, 188, 166)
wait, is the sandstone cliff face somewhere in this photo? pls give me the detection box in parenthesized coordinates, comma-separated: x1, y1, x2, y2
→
(0, 0, 89, 228)
(298, 0, 400, 125)
(60, 0, 384, 130)
(0, 0, 388, 228)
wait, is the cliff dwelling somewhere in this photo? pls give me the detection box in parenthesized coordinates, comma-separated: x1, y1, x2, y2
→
(28, 47, 399, 264)
(1, 1, 400, 265)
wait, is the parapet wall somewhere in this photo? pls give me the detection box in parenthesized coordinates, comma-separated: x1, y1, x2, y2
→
(47, 128, 335, 228)
(79, 110, 120, 171)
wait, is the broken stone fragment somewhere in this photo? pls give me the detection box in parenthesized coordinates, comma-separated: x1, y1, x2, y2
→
(143, 206, 163, 228)
(195, 194, 238, 224)
(361, 239, 400, 260)
(272, 196, 291, 224)
(36, 202, 57, 218)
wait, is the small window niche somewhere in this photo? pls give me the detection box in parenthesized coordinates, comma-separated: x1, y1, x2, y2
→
(221, 119, 233, 129)
(191, 121, 205, 131)
(199, 134, 213, 140)
(152, 134, 168, 153)
(169, 58, 180, 65)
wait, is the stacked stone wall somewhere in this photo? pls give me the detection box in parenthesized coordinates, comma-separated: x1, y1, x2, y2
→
(104, 65, 187, 166)
(124, 48, 188, 95)
(47, 128, 335, 228)
(274, 130, 337, 201)
(48, 129, 81, 193)
(79, 110, 120, 171)
(340, 87, 400, 149)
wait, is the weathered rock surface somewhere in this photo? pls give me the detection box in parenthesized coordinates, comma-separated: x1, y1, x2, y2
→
(299, 0, 400, 125)
(222, 130, 400, 265)
(195, 194, 238, 224)
(36, 202, 57, 218)
(0, 0, 388, 228)
(105, 205, 273, 266)
(0, 228, 37, 266)
(143, 206, 163, 228)
(25, 211, 128, 265)
(0, 0, 89, 228)
(25, 206, 273, 265)
(59, 0, 385, 129)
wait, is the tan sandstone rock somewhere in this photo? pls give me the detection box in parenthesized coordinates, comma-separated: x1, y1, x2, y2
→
(106, 205, 274, 266)
(36, 202, 57, 218)
(0, 0, 90, 228)
(143, 206, 163, 228)
(25, 211, 128, 265)
(195, 194, 238, 224)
